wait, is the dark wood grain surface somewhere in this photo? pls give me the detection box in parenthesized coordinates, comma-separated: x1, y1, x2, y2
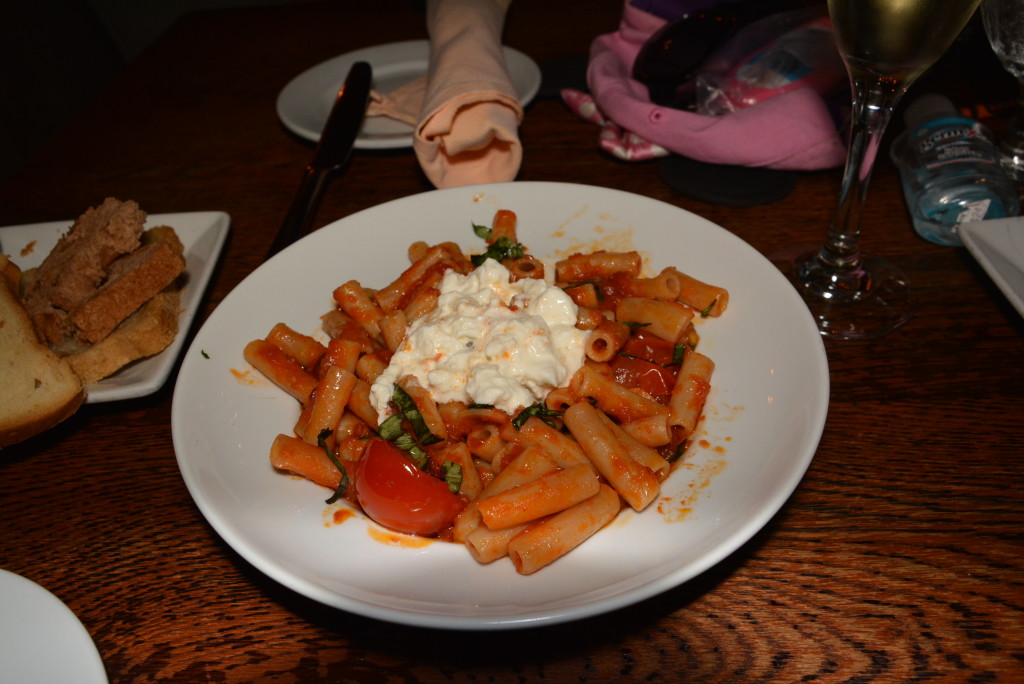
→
(2, 1, 1022, 681)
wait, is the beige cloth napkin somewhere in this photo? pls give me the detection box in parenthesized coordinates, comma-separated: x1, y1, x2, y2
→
(366, 0, 523, 188)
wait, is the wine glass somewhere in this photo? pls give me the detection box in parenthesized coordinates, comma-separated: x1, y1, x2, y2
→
(773, 0, 982, 340)
(980, 0, 1024, 186)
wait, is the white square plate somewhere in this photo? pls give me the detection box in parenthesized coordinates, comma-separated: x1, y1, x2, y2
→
(960, 216, 1024, 319)
(1, 211, 230, 402)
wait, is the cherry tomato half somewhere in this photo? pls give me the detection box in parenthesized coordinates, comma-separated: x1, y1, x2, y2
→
(621, 330, 679, 367)
(611, 355, 677, 404)
(353, 439, 464, 536)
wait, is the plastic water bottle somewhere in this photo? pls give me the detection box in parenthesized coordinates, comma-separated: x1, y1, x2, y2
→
(890, 93, 1020, 246)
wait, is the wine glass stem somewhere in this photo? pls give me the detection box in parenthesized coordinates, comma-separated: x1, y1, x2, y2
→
(817, 73, 908, 272)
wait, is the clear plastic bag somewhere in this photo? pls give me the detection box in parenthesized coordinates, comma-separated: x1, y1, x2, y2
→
(695, 7, 847, 116)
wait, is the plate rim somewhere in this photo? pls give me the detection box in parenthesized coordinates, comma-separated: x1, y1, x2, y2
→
(172, 181, 829, 629)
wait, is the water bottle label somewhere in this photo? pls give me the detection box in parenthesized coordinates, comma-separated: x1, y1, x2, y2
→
(914, 117, 1000, 166)
(956, 199, 991, 226)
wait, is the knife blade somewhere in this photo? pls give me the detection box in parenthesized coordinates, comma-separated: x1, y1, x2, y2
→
(267, 60, 372, 258)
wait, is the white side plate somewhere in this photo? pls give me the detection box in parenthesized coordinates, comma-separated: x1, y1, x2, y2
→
(1, 211, 230, 402)
(0, 568, 107, 683)
(276, 40, 543, 149)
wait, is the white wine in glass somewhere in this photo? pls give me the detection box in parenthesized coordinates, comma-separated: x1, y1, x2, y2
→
(774, 0, 981, 340)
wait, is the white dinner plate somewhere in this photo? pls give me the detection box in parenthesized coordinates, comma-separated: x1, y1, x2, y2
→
(1, 211, 230, 403)
(960, 216, 1024, 319)
(171, 182, 829, 629)
(276, 40, 543, 149)
(0, 568, 107, 683)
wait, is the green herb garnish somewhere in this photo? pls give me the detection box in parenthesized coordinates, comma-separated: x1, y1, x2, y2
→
(390, 385, 442, 445)
(471, 236, 526, 266)
(442, 461, 463, 493)
(672, 343, 687, 365)
(700, 297, 718, 318)
(317, 428, 349, 503)
(378, 414, 430, 469)
(512, 403, 564, 430)
(472, 222, 492, 240)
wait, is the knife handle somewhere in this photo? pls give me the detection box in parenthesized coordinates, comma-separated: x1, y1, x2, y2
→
(267, 165, 332, 258)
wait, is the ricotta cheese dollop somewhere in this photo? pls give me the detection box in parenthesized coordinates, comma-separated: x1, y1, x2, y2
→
(369, 259, 588, 424)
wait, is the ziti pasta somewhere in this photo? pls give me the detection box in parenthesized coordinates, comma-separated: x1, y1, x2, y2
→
(244, 209, 725, 574)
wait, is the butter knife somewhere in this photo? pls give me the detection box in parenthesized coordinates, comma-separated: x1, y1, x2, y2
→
(267, 61, 372, 258)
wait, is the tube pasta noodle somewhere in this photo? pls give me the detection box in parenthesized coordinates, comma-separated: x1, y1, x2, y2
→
(378, 310, 408, 353)
(585, 319, 631, 362)
(243, 208, 725, 575)
(321, 338, 362, 376)
(569, 364, 670, 423)
(303, 365, 357, 447)
(615, 297, 693, 343)
(332, 280, 384, 339)
(669, 351, 715, 437)
(266, 322, 326, 369)
(563, 402, 660, 511)
(555, 251, 641, 281)
(668, 267, 729, 317)
(620, 267, 683, 300)
(507, 484, 621, 575)
(504, 255, 544, 281)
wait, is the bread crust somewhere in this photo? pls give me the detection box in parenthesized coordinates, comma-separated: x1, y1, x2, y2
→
(69, 242, 185, 344)
(22, 198, 146, 345)
(64, 290, 181, 385)
(0, 256, 85, 448)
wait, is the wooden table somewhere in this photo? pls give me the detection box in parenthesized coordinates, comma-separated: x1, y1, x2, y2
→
(2, 1, 1022, 681)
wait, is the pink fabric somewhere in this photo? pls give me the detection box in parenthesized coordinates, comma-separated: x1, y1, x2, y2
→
(587, 1, 846, 170)
(561, 88, 668, 161)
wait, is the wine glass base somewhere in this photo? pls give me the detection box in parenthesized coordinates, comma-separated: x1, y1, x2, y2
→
(771, 245, 912, 341)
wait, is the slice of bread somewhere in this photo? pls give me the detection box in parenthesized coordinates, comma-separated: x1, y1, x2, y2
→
(69, 240, 185, 344)
(22, 198, 146, 346)
(64, 290, 181, 385)
(0, 255, 85, 448)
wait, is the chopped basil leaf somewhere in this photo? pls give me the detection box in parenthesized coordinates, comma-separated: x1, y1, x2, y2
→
(468, 403, 495, 409)
(623, 321, 650, 330)
(393, 432, 428, 469)
(317, 428, 349, 503)
(470, 236, 525, 266)
(378, 413, 404, 441)
(200, 349, 210, 359)
(379, 413, 430, 468)
(442, 461, 463, 493)
(512, 403, 563, 430)
(700, 298, 718, 318)
(391, 385, 441, 445)
(672, 343, 686, 365)
(472, 222, 492, 240)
